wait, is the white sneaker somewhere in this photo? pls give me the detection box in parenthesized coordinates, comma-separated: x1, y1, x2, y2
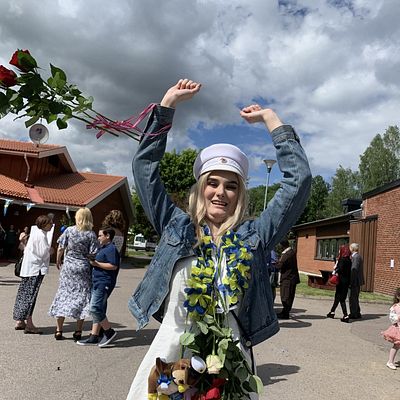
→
(386, 362, 397, 370)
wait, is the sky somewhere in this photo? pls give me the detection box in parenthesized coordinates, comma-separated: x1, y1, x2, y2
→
(0, 0, 399, 189)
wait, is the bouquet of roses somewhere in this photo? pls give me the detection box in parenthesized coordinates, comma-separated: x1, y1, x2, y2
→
(0, 49, 165, 140)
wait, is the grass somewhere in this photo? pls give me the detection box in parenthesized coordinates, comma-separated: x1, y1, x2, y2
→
(122, 252, 392, 303)
(297, 273, 392, 303)
(121, 249, 155, 269)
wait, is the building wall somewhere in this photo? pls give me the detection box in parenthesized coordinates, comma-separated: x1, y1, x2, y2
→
(364, 187, 400, 295)
(296, 225, 347, 275)
(1, 154, 65, 182)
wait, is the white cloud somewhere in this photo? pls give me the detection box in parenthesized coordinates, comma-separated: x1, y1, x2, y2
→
(0, 0, 399, 190)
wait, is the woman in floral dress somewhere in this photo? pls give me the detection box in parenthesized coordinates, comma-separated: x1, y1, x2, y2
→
(48, 208, 98, 341)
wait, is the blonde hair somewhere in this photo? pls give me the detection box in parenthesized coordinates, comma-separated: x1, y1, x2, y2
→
(75, 208, 93, 231)
(188, 171, 248, 245)
(350, 243, 359, 252)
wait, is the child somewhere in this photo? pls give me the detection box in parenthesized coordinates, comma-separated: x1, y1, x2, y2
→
(382, 287, 400, 369)
(77, 227, 120, 347)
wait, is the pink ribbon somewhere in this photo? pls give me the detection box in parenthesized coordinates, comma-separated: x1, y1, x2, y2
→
(86, 103, 172, 140)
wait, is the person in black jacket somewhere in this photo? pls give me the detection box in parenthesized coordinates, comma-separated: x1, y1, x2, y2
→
(349, 243, 364, 319)
(276, 238, 300, 319)
(326, 244, 352, 322)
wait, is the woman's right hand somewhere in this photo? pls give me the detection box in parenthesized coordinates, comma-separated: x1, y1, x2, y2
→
(160, 78, 201, 108)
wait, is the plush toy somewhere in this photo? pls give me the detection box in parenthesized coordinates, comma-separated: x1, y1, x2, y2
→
(148, 356, 206, 400)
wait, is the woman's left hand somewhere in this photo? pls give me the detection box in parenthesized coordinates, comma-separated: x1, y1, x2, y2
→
(240, 104, 283, 132)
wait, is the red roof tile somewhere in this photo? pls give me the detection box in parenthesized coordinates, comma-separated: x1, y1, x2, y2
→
(0, 138, 61, 154)
(36, 172, 125, 206)
(0, 172, 125, 207)
(0, 175, 29, 199)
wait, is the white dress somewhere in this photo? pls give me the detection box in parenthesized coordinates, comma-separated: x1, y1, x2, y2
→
(126, 256, 258, 400)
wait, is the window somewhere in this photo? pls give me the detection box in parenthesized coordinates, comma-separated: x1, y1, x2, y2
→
(316, 237, 349, 260)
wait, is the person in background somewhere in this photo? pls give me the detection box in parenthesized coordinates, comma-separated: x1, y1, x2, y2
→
(268, 249, 279, 301)
(13, 215, 54, 333)
(18, 226, 30, 258)
(349, 242, 364, 320)
(102, 210, 126, 254)
(381, 287, 400, 370)
(326, 244, 352, 322)
(48, 208, 99, 341)
(0, 222, 6, 258)
(5, 224, 17, 260)
(77, 227, 120, 347)
(276, 238, 300, 319)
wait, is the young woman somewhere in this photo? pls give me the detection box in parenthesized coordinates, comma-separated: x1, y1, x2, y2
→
(326, 244, 352, 322)
(13, 215, 53, 333)
(126, 79, 311, 399)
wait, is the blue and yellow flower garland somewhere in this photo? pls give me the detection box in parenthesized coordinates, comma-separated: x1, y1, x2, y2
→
(183, 227, 253, 319)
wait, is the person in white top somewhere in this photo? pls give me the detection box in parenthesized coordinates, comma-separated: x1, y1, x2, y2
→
(13, 215, 54, 333)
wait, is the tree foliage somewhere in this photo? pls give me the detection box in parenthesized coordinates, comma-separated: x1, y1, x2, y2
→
(359, 128, 400, 192)
(297, 175, 330, 223)
(325, 166, 361, 217)
(159, 148, 198, 209)
(130, 191, 158, 240)
(248, 183, 280, 217)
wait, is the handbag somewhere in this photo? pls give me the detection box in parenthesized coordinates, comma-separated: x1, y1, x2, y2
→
(14, 257, 23, 277)
(328, 274, 339, 286)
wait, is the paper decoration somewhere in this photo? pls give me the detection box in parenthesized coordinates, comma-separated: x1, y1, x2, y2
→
(26, 203, 35, 212)
(3, 199, 12, 216)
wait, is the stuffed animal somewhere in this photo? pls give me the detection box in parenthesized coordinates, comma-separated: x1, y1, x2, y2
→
(148, 356, 206, 400)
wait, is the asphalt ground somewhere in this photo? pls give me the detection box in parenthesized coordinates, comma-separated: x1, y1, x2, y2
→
(0, 260, 399, 400)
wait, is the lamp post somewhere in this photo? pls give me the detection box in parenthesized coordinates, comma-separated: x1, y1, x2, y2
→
(263, 159, 276, 211)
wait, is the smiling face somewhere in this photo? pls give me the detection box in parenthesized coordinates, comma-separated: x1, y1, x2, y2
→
(203, 170, 239, 227)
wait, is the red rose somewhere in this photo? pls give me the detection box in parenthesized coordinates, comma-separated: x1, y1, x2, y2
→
(0, 65, 17, 87)
(9, 49, 37, 72)
(205, 387, 221, 400)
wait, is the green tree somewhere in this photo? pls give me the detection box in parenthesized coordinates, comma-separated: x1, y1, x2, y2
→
(359, 133, 399, 192)
(130, 191, 158, 240)
(325, 166, 361, 217)
(159, 148, 198, 209)
(383, 125, 400, 161)
(297, 175, 330, 223)
(248, 183, 280, 217)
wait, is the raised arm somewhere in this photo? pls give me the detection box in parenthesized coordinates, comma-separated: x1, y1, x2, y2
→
(240, 104, 311, 250)
(132, 79, 201, 235)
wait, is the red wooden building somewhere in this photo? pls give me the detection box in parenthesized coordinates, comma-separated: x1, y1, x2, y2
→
(0, 139, 134, 258)
(293, 181, 400, 296)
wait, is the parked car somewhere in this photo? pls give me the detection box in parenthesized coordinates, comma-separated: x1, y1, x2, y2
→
(133, 233, 157, 251)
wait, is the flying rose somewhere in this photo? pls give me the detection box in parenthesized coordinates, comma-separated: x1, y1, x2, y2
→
(9, 49, 37, 72)
(0, 65, 17, 87)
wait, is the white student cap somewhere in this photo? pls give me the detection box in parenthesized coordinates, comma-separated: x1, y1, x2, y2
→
(193, 143, 249, 181)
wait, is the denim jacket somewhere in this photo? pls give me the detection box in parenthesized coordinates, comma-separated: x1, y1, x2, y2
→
(129, 105, 311, 346)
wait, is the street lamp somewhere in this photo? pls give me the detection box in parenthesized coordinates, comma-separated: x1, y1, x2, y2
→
(263, 159, 276, 211)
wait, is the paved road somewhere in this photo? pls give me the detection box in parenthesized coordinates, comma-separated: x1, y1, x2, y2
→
(0, 261, 398, 400)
